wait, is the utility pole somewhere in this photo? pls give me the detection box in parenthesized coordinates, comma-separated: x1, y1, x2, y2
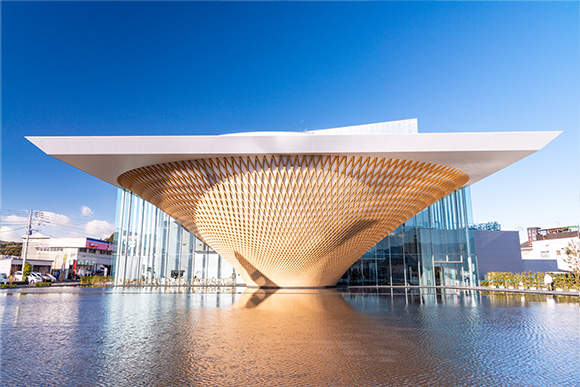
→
(21, 209, 34, 273)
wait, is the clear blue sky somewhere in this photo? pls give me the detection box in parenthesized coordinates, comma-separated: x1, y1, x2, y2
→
(2, 1, 579, 241)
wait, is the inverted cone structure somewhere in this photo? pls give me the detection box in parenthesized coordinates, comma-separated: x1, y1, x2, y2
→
(118, 155, 468, 287)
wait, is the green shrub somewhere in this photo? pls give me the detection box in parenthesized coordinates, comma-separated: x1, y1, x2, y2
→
(80, 275, 111, 285)
(1, 284, 17, 289)
(551, 272, 580, 290)
(522, 272, 534, 288)
(486, 272, 498, 287)
(535, 272, 544, 288)
(572, 273, 580, 289)
(483, 271, 580, 290)
(34, 282, 51, 287)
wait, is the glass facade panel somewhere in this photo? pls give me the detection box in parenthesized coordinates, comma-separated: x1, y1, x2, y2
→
(113, 190, 243, 286)
(339, 186, 478, 287)
(113, 187, 478, 287)
(375, 239, 390, 286)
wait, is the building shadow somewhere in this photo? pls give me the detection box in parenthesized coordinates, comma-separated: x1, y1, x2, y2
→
(234, 251, 278, 287)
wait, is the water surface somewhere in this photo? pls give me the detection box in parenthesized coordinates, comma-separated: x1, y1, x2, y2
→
(1, 287, 578, 386)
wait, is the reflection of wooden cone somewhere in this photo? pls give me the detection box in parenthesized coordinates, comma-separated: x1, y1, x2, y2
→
(233, 288, 356, 312)
(119, 155, 467, 287)
(174, 289, 421, 385)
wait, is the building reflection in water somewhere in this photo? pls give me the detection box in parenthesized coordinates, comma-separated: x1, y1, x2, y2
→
(174, 288, 433, 386)
(1, 287, 578, 386)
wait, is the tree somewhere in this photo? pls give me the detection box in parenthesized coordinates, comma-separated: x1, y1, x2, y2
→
(23, 262, 32, 282)
(563, 239, 580, 274)
(105, 233, 115, 243)
(0, 242, 22, 256)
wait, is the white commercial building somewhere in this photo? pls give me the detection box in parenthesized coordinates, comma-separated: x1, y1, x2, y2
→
(521, 226, 580, 272)
(23, 236, 113, 280)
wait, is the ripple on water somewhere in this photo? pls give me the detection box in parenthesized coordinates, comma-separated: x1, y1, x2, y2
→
(1, 288, 578, 386)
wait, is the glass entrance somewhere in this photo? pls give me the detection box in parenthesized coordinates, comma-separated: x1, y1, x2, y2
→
(433, 262, 463, 287)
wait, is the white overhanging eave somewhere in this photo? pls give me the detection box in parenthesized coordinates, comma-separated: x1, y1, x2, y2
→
(26, 130, 561, 188)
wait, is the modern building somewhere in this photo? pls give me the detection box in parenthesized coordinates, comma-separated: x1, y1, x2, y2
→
(22, 236, 113, 279)
(520, 226, 579, 272)
(473, 229, 524, 279)
(114, 185, 474, 288)
(27, 119, 559, 287)
(470, 224, 579, 279)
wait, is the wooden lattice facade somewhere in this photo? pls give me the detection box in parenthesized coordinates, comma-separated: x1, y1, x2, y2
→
(118, 155, 468, 287)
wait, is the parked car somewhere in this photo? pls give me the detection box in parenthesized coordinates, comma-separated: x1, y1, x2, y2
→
(12, 271, 24, 282)
(28, 272, 44, 284)
(0, 273, 8, 285)
(42, 273, 57, 282)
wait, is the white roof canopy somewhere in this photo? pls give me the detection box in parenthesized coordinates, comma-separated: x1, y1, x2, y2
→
(27, 120, 560, 187)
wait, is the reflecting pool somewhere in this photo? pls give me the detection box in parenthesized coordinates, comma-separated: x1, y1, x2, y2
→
(1, 287, 578, 386)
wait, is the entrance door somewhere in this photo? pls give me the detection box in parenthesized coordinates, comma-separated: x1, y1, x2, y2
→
(434, 266, 443, 287)
(434, 262, 462, 287)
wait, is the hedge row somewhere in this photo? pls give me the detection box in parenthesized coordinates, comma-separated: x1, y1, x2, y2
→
(484, 271, 580, 290)
(80, 276, 112, 285)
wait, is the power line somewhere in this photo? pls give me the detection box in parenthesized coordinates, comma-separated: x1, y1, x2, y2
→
(0, 226, 27, 234)
(0, 209, 29, 215)
(0, 208, 114, 241)
(1, 208, 113, 225)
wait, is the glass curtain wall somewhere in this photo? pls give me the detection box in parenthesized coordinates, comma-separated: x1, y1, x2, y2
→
(113, 190, 239, 286)
(338, 187, 478, 287)
(113, 187, 477, 287)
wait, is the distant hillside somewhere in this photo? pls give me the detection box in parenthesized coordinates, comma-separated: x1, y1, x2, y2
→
(0, 242, 22, 256)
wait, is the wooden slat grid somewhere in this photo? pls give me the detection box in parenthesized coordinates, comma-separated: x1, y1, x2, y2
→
(118, 155, 468, 287)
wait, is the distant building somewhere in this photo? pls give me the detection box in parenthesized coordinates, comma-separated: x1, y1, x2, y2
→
(520, 226, 579, 272)
(22, 236, 113, 279)
(474, 229, 523, 279)
(0, 257, 52, 277)
(473, 225, 579, 280)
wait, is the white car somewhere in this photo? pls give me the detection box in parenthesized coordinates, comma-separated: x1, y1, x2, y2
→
(12, 271, 24, 282)
(28, 272, 44, 284)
